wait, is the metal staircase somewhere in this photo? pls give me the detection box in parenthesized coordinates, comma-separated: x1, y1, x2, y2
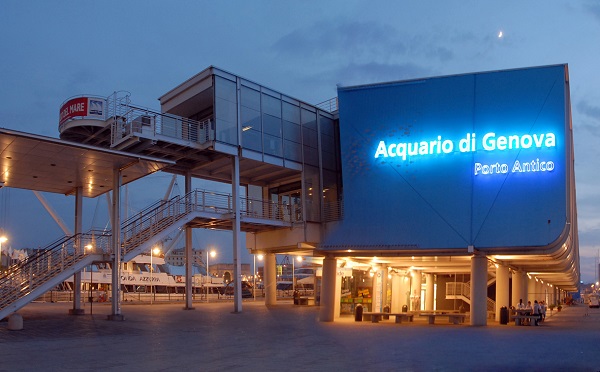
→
(446, 281, 496, 312)
(0, 232, 110, 320)
(0, 188, 295, 320)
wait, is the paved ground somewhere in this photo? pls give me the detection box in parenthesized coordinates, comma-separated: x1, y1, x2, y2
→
(1, 300, 599, 371)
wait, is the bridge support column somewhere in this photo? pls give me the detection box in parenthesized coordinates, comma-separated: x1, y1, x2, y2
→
(425, 273, 434, 311)
(470, 253, 487, 326)
(184, 172, 194, 310)
(232, 155, 242, 313)
(495, 264, 509, 322)
(69, 186, 84, 315)
(264, 253, 277, 305)
(108, 167, 124, 321)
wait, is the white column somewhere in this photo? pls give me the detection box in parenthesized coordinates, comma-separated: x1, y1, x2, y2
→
(319, 256, 338, 322)
(527, 276, 536, 304)
(108, 168, 124, 320)
(184, 172, 194, 310)
(411, 271, 422, 311)
(470, 253, 487, 326)
(69, 186, 84, 315)
(372, 268, 384, 312)
(512, 270, 523, 307)
(264, 253, 277, 306)
(425, 273, 434, 311)
(232, 155, 242, 313)
(391, 274, 402, 313)
(495, 264, 509, 322)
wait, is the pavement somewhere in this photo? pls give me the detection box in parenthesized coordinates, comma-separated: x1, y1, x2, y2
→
(1, 300, 600, 372)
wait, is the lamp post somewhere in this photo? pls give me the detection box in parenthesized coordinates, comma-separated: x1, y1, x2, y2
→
(150, 246, 160, 304)
(0, 236, 7, 268)
(254, 254, 263, 301)
(206, 249, 216, 302)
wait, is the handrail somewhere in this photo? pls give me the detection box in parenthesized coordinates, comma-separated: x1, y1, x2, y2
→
(0, 231, 111, 313)
(0, 187, 297, 314)
(109, 98, 214, 147)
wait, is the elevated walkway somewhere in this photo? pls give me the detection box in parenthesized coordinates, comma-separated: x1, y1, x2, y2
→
(0, 188, 296, 320)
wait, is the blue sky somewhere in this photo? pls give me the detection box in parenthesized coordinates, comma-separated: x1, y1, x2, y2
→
(1, 1, 599, 280)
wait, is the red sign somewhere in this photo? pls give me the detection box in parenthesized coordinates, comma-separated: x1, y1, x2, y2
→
(59, 97, 88, 125)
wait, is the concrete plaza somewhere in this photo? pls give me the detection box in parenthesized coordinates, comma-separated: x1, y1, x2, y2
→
(1, 300, 599, 371)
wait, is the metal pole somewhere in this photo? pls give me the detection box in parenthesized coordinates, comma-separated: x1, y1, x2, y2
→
(253, 254, 256, 301)
(206, 250, 209, 303)
(150, 252, 153, 305)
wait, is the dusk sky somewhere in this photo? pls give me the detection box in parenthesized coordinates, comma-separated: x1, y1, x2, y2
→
(1, 1, 599, 281)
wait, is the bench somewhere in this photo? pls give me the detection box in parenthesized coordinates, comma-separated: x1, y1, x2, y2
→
(510, 315, 540, 326)
(363, 312, 414, 323)
(297, 296, 315, 306)
(420, 313, 466, 325)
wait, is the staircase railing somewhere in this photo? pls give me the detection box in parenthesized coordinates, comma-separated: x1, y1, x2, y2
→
(446, 281, 496, 312)
(0, 231, 111, 314)
(121, 188, 299, 258)
(1, 188, 296, 316)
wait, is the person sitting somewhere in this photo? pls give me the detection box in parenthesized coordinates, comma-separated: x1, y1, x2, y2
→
(525, 301, 533, 325)
(516, 299, 525, 309)
(532, 300, 541, 326)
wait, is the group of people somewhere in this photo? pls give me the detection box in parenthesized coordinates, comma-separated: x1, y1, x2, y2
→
(514, 298, 547, 325)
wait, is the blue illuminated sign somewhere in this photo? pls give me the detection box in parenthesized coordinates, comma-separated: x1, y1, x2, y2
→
(324, 65, 570, 251)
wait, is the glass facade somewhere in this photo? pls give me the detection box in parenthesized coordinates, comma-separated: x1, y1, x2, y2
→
(211, 73, 341, 224)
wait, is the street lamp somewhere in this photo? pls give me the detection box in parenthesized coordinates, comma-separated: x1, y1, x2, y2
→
(150, 246, 160, 304)
(254, 254, 263, 301)
(206, 249, 216, 302)
(0, 236, 7, 268)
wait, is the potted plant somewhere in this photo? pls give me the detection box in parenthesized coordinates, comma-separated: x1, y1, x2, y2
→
(548, 304, 555, 315)
(557, 304, 562, 312)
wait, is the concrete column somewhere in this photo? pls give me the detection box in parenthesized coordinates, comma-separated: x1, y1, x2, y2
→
(69, 187, 84, 315)
(470, 253, 488, 326)
(232, 156, 242, 313)
(264, 253, 277, 305)
(512, 270, 523, 307)
(411, 271, 422, 311)
(391, 274, 402, 313)
(320, 257, 338, 322)
(495, 264, 509, 322)
(372, 268, 384, 312)
(425, 273, 435, 311)
(184, 172, 194, 310)
(108, 168, 124, 321)
(527, 276, 536, 304)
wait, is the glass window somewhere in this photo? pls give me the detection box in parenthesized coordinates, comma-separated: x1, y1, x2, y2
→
(241, 106, 261, 132)
(241, 86, 260, 111)
(263, 114, 282, 137)
(242, 129, 262, 152)
(304, 165, 321, 222)
(284, 140, 302, 162)
(303, 147, 319, 166)
(301, 109, 317, 130)
(263, 133, 282, 157)
(282, 102, 300, 124)
(262, 94, 281, 118)
(215, 97, 238, 145)
(215, 76, 237, 102)
(283, 120, 301, 143)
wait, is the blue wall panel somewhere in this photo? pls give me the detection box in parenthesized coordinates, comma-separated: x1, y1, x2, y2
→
(325, 65, 568, 251)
